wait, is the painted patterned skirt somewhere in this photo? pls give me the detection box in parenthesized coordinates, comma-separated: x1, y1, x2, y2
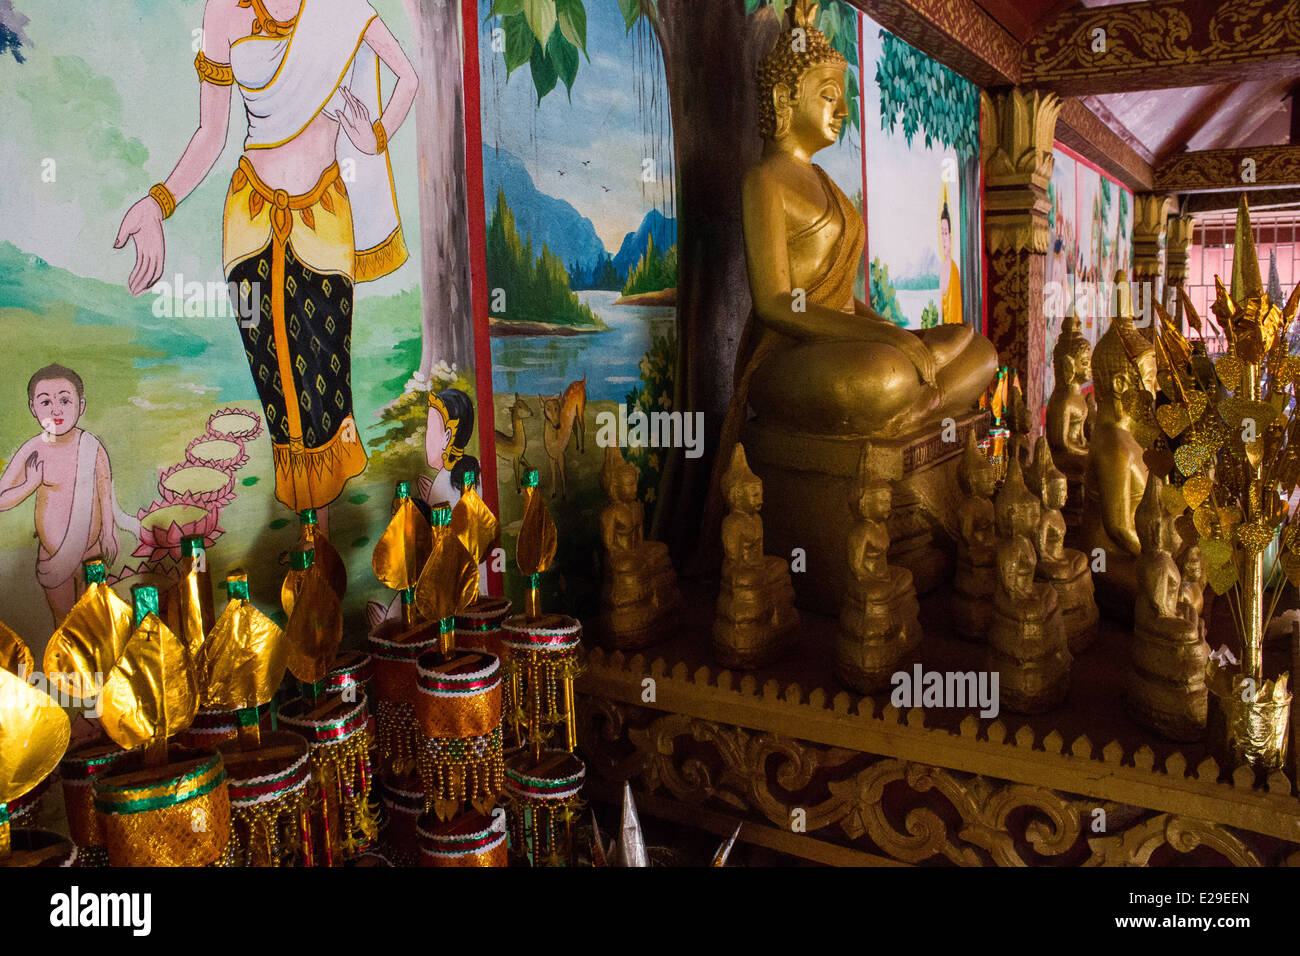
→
(223, 156, 367, 511)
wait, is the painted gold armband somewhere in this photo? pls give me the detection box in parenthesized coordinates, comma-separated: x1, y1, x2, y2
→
(194, 51, 234, 86)
(150, 183, 177, 220)
(372, 119, 388, 155)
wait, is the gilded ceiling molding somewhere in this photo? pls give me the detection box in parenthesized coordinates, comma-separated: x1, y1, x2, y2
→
(980, 88, 1060, 255)
(1023, 0, 1300, 96)
(1154, 145, 1300, 192)
(849, 0, 1020, 89)
(1055, 98, 1154, 193)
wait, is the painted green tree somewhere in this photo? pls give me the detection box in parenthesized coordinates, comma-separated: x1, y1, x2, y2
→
(622, 234, 677, 296)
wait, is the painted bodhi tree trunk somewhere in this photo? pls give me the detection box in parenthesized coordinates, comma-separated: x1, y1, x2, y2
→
(403, 0, 476, 383)
(647, 1, 779, 561)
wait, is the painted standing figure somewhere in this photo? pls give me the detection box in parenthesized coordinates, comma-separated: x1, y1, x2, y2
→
(0, 366, 139, 625)
(114, 0, 418, 534)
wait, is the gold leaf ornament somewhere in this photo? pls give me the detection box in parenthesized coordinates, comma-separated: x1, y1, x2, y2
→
(1205, 560, 1239, 595)
(1280, 550, 1300, 587)
(1215, 354, 1243, 392)
(99, 612, 199, 752)
(451, 473, 501, 568)
(43, 564, 134, 701)
(196, 572, 287, 711)
(284, 563, 343, 685)
(1199, 537, 1233, 569)
(1160, 481, 1187, 518)
(516, 474, 558, 576)
(1155, 403, 1192, 439)
(0, 667, 70, 806)
(414, 505, 479, 623)
(1236, 521, 1274, 556)
(0, 623, 34, 680)
(372, 484, 433, 592)
(1181, 473, 1214, 511)
(1174, 444, 1215, 478)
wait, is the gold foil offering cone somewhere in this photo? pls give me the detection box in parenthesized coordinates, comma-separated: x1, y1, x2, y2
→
(170, 535, 215, 660)
(0, 666, 71, 809)
(197, 571, 287, 711)
(452, 468, 500, 568)
(414, 503, 479, 624)
(99, 587, 200, 755)
(284, 557, 343, 685)
(299, 509, 347, 600)
(43, 560, 133, 701)
(0, 623, 34, 680)
(373, 482, 433, 592)
(517, 471, 557, 576)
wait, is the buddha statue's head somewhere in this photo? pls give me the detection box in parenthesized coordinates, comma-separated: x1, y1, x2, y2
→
(994, 458, 1040, 539)
(1052, 314, 1091, 390)
(957, 430, 996, 500)
(1042, 461, 1068, 513)
(600, 444, 639, 505)
(1092, 272, 1156, 422)
(1135, 473, 1170, 554)
(723, 443, 764, 516)
(757, 0, 848, 152)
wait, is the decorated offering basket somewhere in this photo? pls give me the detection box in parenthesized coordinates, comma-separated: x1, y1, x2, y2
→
(59, 742, 141, 867)
(176, 702, 274, 750)
(323, 649, 374, 703)
(456, 597, 513, 660)
(501, 613, 583, 753)
(277, 691, 377, 865)
(92, 747, 231, 867)
(504, 750, 585, 867)
(414, 649, 505, 819)
(218, 731, 313, 867)
(368, 623, 440, 778)
(378, 772, 424, 867)
(417, 808, 507, 867)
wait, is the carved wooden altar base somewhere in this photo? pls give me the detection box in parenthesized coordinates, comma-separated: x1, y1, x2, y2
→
(741, 410, 989, 613)
(576, 583, 1300, 866)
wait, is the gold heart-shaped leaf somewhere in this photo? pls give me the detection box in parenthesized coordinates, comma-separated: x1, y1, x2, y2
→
(1182, 473, 1214, 510)
(1175, 444, 1214, 477)
(452, 486, 501, 569)
(1143, 446, 1175, 479)
(0, 623, 34, 680)
(0, 667, 70, 806)
(284, 565, 343, 685)
(1155, 404, 1192, 438)
(197, 583, 287, 712)
(43, 582, 134, 701)
(1199, 537, 1233, 569)
(1205, 559, 1239, 595)
(100, 615, 199, 752)
(1160, 481, 1187, 518)
(372, 498, 433, 592)
(414, 529, 480, 624)
(1236, 521, 1274, 555)
(1281, 550, 1300, 587)
(1215, 354, 1243, 392)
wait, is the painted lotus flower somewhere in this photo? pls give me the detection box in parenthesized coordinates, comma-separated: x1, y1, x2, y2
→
(133, 498, 223, 563)
(158, 461, 236, 508)
(185, 434, 248, 471)
(206, 408, 263, 442)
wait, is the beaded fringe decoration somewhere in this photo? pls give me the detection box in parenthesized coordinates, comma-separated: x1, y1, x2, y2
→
(506, 651, 583, 748)
(417, 727, 505, 821)
(227, 789, 309, 867)
(309, 728, 379, 862)
(506, 795, 582, 867)
(375, 700, 421, 778)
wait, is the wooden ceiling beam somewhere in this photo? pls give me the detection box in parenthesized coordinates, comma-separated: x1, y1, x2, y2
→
(1184, 188, 1300, 213)
(1056, 97, 1154, 192)
(1155, 145, 1300, 192)
(847, 0, 1021, 89)
(1023, 0, 1300, 96)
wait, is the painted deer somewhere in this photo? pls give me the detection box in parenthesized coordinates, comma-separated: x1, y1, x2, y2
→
(494, 393, 534, 492)
(540, 376, 587, 499)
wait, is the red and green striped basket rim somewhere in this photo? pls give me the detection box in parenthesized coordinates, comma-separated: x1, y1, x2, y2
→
(418, 827, 506, 858)
(323, 653, 374, 691)
(187, 702, 271, 735)
(226, 751, 312, 807)
(277, 693, 370, 746)
(93, 752, 226, 816)
(367, 632, 439, 662)
(416, 650, 501, 695)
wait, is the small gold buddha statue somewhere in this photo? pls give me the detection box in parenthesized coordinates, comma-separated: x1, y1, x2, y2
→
(952, 432, 997, 642)
(704, 0, 997, 611)
(598, 445, 682, 650)
(1177, 544, 1207, 641)
(1045, 314, 1091, 478)
(834, 444, 923, 693)
(713, 444, 799, 669)
(989, 458, 1071, 713)
(1083, 271, 1156, 617)
(1126, 474, 1207, 741)
(1033, 443, 1098, 653)
(1006, 372, 1033, 470)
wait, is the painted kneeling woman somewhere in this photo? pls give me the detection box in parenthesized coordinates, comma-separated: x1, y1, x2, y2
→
(114, 0, 418, 535)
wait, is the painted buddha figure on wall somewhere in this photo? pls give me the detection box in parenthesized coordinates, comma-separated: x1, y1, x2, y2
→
(719, 0, 996, 452)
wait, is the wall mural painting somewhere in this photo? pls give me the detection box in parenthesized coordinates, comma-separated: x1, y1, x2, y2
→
(0, 0, 438, 659)
(1042, 145, 1134, 400)
(862, 19, 981, 331)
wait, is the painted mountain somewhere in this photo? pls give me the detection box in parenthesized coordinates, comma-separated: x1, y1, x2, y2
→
(482, 145, 606, 271)
(613, 209, 677, 278)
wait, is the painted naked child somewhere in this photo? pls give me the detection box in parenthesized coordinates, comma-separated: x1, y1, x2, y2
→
(0, 365, 136, 624)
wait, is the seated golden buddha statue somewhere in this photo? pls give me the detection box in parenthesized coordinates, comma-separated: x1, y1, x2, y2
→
(952, 432, 997, 642)
(989, 459, 1071, 714)
(714, 444, 799, 669)
(1033, 443, 1098, 654)
(710, 0, 997, 612)
(834, 444, 922, 694)
(1126, 474, 1207, 741)
(597, 445, 682, 650)
(1082, 272, 1156, 618)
